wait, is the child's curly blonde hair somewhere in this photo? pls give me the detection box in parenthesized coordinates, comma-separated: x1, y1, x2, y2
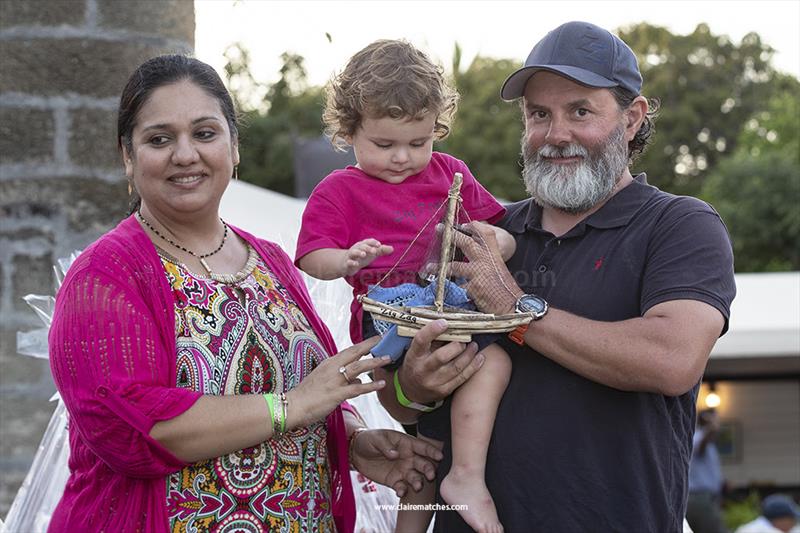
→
(323, 39, 459, 150)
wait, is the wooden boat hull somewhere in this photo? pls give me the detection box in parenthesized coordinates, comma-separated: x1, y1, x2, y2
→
(360, 296, 533, 342)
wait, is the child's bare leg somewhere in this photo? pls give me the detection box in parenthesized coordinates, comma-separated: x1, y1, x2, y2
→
(440, 343, 511, 533)
(395, 434, 438, 533)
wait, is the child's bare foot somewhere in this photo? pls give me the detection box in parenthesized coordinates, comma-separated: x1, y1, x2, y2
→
(440, 467, 503, 533)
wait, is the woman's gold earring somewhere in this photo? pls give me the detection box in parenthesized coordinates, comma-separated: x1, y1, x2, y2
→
(233, 166, 239, 180)
(127, 181, 133, 196)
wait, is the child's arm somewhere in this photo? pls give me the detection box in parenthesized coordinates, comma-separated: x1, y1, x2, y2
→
(493, 226, 516, 261)
(298, 239, 394, 280)
(487, 225, 516, 262)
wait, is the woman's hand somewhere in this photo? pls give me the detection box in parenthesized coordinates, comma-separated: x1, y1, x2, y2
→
(350, 429, 443, 498)
(285, 336, 389, 431)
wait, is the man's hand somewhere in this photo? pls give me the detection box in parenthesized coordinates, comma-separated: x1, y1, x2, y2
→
(449, 221, 523, 314)
(397, 319, 485, 405)
(373, 320, 485, 424)
(343, 238, 393, 276)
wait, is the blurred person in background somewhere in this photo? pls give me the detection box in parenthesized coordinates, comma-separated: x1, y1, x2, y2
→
(736, 494, 800, 533)
(687, 408, 728, 533)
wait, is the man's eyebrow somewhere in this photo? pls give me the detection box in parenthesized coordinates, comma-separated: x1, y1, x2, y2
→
(566, 98, 592, 109)
(526, 98, 594, 112)
(525, 101, 547, 110)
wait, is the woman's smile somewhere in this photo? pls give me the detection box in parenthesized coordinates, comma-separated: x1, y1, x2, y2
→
(168, 172, 206, 185)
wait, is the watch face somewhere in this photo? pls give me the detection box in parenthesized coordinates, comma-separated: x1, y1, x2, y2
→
(517, 294, 548, 317)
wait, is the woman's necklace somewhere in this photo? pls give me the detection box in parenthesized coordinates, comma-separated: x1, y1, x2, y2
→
(136, 210, 228, 273)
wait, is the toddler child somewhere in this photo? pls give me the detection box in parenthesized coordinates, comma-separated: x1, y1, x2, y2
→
(296, 39, 513, 533)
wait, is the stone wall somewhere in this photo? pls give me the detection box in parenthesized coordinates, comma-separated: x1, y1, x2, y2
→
(0, 0, 194, 518)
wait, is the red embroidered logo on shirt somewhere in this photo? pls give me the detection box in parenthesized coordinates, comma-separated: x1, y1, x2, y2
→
(594, 257, 604, 270)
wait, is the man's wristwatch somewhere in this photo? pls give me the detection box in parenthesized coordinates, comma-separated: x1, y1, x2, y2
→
(515, 293, 548, 320)
(508, 293, 548, 345)
(394, 370, 443, 413)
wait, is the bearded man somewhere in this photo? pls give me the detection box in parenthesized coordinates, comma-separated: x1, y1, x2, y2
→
(376, 21, 736, 532)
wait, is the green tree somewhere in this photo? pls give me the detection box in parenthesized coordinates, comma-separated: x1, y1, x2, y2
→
(701, 85, 800, 272)
(223, 43, 265, 112)
(620, 23, 785, 197)
(438, 48, 527, 201)
(225, 44, 325, 195)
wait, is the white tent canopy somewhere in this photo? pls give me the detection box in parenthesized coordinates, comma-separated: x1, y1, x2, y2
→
(220, 180, 307, 251)
(711, 272, 800, 358)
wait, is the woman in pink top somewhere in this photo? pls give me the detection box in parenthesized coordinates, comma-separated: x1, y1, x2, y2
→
(47, 55, 448, 533)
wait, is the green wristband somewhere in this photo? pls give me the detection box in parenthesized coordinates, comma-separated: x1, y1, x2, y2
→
(263, 393, 275, 432)
(393, 369, 443, 413)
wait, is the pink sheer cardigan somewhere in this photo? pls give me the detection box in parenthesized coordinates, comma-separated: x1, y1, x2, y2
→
(47, 214, 357, 532)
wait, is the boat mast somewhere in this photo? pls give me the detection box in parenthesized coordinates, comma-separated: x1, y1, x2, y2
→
(434, 172, 463, 313)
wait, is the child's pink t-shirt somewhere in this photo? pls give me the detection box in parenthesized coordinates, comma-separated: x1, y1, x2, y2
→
(295, 151, 505, 343)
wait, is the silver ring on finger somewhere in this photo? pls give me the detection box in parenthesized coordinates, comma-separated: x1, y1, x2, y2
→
(339, 365, 352, 384)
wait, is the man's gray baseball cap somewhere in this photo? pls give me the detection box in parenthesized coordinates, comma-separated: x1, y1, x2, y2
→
(501, 21, 642, 100)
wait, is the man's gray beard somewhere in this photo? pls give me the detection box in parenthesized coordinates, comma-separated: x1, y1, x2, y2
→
(521, 125, 629, 214)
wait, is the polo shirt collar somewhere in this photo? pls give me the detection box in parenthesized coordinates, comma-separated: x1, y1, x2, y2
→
(509, 173, 655, 233)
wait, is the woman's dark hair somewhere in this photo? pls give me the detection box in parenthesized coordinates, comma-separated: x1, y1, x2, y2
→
(117, 54, 238, 154)
(609, 86, 659, 163)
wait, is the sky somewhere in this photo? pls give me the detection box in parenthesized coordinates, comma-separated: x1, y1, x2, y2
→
(194, 0, 800, 91)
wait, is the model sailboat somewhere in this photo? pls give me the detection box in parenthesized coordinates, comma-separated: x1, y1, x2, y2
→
(358, 172, 532, 342)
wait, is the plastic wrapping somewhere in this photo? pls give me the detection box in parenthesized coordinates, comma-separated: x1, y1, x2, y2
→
(4, 256, 76, 533)
(4, 251, 408, 532)
(2, 401, 69, 533)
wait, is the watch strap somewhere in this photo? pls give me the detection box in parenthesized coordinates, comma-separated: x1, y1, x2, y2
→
(508, 323, 529, 345)
(393, 370, 443, 412)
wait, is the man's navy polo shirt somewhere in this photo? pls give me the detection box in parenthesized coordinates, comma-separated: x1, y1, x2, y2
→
(421, 174, 735, 533)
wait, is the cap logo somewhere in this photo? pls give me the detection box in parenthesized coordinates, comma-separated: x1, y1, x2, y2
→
(577, 31, 607, 64)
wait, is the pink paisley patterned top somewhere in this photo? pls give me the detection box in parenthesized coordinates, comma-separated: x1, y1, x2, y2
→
(162, 247, 335, 532)
(47, 215, 356, 533)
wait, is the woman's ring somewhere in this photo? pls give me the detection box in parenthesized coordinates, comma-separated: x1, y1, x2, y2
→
(339, 366, 352, 384)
